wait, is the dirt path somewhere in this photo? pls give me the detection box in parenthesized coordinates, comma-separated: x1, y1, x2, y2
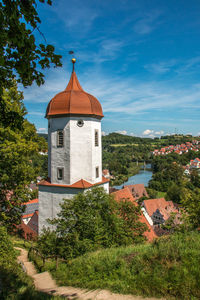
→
(15, 247, 164, 300)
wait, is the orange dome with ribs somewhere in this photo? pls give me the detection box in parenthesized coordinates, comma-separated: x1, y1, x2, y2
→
(46, 67, 103, 119)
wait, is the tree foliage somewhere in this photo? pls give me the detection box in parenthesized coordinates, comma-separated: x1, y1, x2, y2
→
(0, 82, 45, 228)
(40, 188, 147, 260)
(0, 0, 62, 92)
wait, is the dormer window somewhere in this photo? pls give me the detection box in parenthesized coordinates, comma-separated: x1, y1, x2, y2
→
(95, 130, 99, 147)
(57, 168, 64, 180)
(57, 130, 64, 147)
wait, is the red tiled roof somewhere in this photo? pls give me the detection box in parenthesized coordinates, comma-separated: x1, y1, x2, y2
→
(46, 70, 103, 119)
(143, 198, 178, 221)
(125, 184, 148, 200)
(38, 176, 109, 189)
(112, 187, 135, 203)
(22, 198, 38, 205)
(22, 213, 34, 219)
(112, 187, 157, 242)
(139, 214, 157, 241)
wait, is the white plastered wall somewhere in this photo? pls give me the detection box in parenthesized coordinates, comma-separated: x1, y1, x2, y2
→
(48, 116, 102, 185)
(38, 181, 109, 234)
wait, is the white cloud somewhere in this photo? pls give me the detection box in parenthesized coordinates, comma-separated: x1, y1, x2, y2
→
(52, 0, 98, 34)
(101, 131, 107, 136)
(133, 10, 162, 35)
(28, 112, 44, 116)
(155, 130, 164, 135)
(78, 38, 125, 64)
(115, 130, 127, 135)
(144, 60, 177, 74)
(37, 128, 47, 134)
(129, 132, 135, 136)
(23, 58, 200, 131)
(143, 129, 154, 135)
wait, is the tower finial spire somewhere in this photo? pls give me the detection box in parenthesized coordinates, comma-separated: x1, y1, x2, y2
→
(71, 58, 76, 72)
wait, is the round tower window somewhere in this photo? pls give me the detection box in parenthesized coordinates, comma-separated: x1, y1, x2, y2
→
(77, 120, 84, 127)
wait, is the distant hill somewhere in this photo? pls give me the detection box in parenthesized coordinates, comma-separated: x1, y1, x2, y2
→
(38, 133, 48, 141)
(102, 133, 152, 145)
(37, 132, 199, 147)
(102, 133, 199, 148)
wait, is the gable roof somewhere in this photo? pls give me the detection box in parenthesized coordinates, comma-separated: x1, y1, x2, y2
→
(125, 184, 148, 199)
(27, 210, 38, 234)
(143, 198, 178, 221)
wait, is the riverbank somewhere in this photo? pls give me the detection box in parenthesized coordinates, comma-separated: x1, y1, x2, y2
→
(114, 164, 152, 189)
(110, 163, 142, 186)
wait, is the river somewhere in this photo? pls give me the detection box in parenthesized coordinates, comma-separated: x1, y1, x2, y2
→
(114, 164, 153, 189)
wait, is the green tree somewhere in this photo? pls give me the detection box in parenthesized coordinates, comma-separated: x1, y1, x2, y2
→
(190, 169, 200, 188)
(0, 83, 40, 229)
(0, 0, 62, 92)
(47, 188, 147, 259)
(166, 183, 187, 204)
(181, 188, 200, 230)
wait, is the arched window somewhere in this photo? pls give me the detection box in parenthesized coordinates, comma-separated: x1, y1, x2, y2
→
(57, 130, 64, 147)
(95, 130, 99, 147)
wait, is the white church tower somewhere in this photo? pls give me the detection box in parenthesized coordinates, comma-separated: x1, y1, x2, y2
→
(38, 59, 109, 233)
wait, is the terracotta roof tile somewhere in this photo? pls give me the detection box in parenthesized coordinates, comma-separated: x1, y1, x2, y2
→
(38, 176, 109, 189)
(143, 198, 179, 221)
(125, 184, 148, 200)
(22, 198, 38, 205)
(22, 213, 34, 219)
(46, 71, 103, 119)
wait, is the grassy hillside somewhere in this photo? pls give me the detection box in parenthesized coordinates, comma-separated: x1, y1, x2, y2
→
(36, 231, 200, 299)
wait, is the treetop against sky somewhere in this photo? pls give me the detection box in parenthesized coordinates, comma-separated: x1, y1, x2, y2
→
(21, 0, 200, 137)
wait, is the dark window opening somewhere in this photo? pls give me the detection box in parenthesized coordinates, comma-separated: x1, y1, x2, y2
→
(57, 168, 64, 180)
(96, 167, 99, 178)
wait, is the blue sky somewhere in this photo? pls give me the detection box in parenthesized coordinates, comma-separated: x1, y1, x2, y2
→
(23, 0, 200, 137)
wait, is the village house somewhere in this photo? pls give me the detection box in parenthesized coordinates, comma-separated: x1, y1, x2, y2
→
(21, 198, 38, 224)
(123, 183, 148, 200)
(141, 198, 180, 226)
(152, 140, 200, 156)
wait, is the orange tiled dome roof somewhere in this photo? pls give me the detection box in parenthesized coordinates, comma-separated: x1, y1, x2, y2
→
(46, 69, 103, 119)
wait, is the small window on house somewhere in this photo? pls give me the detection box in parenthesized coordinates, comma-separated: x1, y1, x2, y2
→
(57, 168, 64, 180)
(57, 130, 64, 147)
(96, 167, 99, 178)
(95, 130, 99, 147)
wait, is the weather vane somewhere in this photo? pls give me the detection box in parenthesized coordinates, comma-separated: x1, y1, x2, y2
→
(69, 50, 76, 71)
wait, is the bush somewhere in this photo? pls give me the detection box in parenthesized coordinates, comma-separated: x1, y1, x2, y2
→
(40, 188, 147, 260)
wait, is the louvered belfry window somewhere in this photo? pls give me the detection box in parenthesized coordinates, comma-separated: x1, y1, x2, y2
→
(95, 130, 99, 147)
(57, 130, 64, 147)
